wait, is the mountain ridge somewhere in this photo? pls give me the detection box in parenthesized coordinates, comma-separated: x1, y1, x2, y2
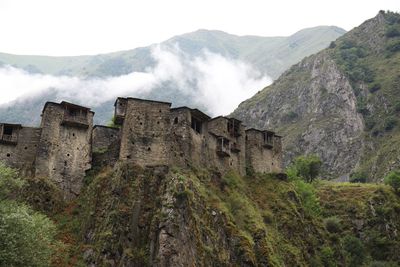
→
(0, 26, 345, 125)
(232, 11, 400, 181)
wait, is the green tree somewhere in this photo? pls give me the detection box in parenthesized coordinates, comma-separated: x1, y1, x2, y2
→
(287, 155, 322, 183)
(342, 235, 366, 267)
(0, 162, 24, 200)
(349, 171, 368, 183)
(0, 201, 58, 267)
(384, 170, 400, 194)
(0, 163, 60, 266)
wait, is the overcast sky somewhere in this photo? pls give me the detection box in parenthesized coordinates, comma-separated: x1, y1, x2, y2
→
(0, 0, 398, 56)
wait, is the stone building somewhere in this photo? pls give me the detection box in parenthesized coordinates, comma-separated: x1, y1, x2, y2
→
(34, 102, 94, 199)
(0, 97, 282, 199)
(0, 123, 41, 177)
(111, 97, 282, 176)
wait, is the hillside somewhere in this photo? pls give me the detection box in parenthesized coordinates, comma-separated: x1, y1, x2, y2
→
(233, 11, 400, 181)
(0, 26, 345, 79)
(0, 27, 345, 126)
(21, 163, 400, 266)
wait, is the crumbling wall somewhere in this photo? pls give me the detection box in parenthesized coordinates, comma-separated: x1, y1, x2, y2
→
(35, 103, 94, 200)
(92, 125, 120, 167)
(0, 127, 41, 176)
(168, 108, 193, 167)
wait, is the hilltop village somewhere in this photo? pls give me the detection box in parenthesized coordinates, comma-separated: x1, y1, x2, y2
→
(0, 98, 282, 199)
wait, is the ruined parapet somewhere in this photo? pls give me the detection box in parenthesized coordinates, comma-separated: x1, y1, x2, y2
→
(245, 129, 282, 173)
(114, 97, 128, 125)
(35, 101, 94, 200)
(118, 98, 172, 166)
(92, 125, 120, 167)
(207, 117, 246, 175)
(0, 123, 41, 176)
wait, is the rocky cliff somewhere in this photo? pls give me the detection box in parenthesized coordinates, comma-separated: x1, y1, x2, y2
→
(38, 162, 400, 266)
(233, 11, 400, 181)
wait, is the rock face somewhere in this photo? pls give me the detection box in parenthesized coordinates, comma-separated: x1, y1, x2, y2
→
(233, 51, 364, 178)
(76, 162, 400, 266)
(233, 11, 400, 180)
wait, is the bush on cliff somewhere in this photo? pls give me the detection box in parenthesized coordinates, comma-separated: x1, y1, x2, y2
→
(384, 170, 400, 193)
(0, 163, 60, 267)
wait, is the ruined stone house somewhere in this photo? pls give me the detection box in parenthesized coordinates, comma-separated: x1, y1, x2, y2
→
(0, 97, 282, 199)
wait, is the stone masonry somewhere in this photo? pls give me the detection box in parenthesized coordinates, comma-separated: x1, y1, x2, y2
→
(0, 97, 283, 199)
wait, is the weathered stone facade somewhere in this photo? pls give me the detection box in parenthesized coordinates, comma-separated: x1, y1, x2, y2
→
(35, 102, 94, 200)
(114, 97, 282, 176)
(0, 124, 41, 177)
(0, 97, 282, 199)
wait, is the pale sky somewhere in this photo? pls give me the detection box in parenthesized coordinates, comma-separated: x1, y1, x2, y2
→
(0, 0, 398, 56)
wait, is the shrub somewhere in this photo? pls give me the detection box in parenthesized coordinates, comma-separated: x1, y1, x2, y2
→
(384, 11, 400, 25)
(364, 118, 376, 130)
(394, 102, 400, 113)
(386, 26, 400, 38)
(369, 83, 381, 93)
(342, 235, 366, 267)
(0, 200, 59, 267)
(340, 39, 356, 50)
(324, 216, 342, 233)
(320, 246, 336, 267)
(350, 171, 368, 183)
(329, 41, 336, 49)
(386, 40, 400, 53)
(384, 116, 397, 131)
(0, 163, 24, 200)
(293, 180, 321, 216)
(287, 155, 322, 183)
(107, 116, 120, 128)
(384, 170, 400, 193)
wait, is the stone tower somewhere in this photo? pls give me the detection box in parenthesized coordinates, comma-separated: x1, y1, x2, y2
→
(35, 101, 94, 200)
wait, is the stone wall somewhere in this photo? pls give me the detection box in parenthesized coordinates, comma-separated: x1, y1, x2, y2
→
(119, 98, 172, 166)
(207, 117, 246, 176)
(92, 125, 121, 167)
(1, 97, 283, 200)
(35, 102, 94, 200)
(0, 126, 41, 176)
(245, 129, 282, 173)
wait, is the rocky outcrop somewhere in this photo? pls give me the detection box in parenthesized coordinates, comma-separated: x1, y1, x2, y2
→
(233, 11, 400, 180)
(233, 51, 364, 179)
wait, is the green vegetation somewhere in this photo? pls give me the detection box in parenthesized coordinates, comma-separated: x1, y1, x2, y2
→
(0, 201, 58, 267)
(384, 170, 400, 193)
(0, 163, 60, 267)
(350, 170, 368, 183)
(286, 155, 322, 183)
(328, 11, 400, 180)
(323, 216, 342, 233)
(2, 159, 400, 266)
(342, 235, 366, 267)
(0, 163, 24, 200)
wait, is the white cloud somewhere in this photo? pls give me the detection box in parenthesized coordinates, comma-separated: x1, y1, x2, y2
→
(0, 45, 271, 116)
